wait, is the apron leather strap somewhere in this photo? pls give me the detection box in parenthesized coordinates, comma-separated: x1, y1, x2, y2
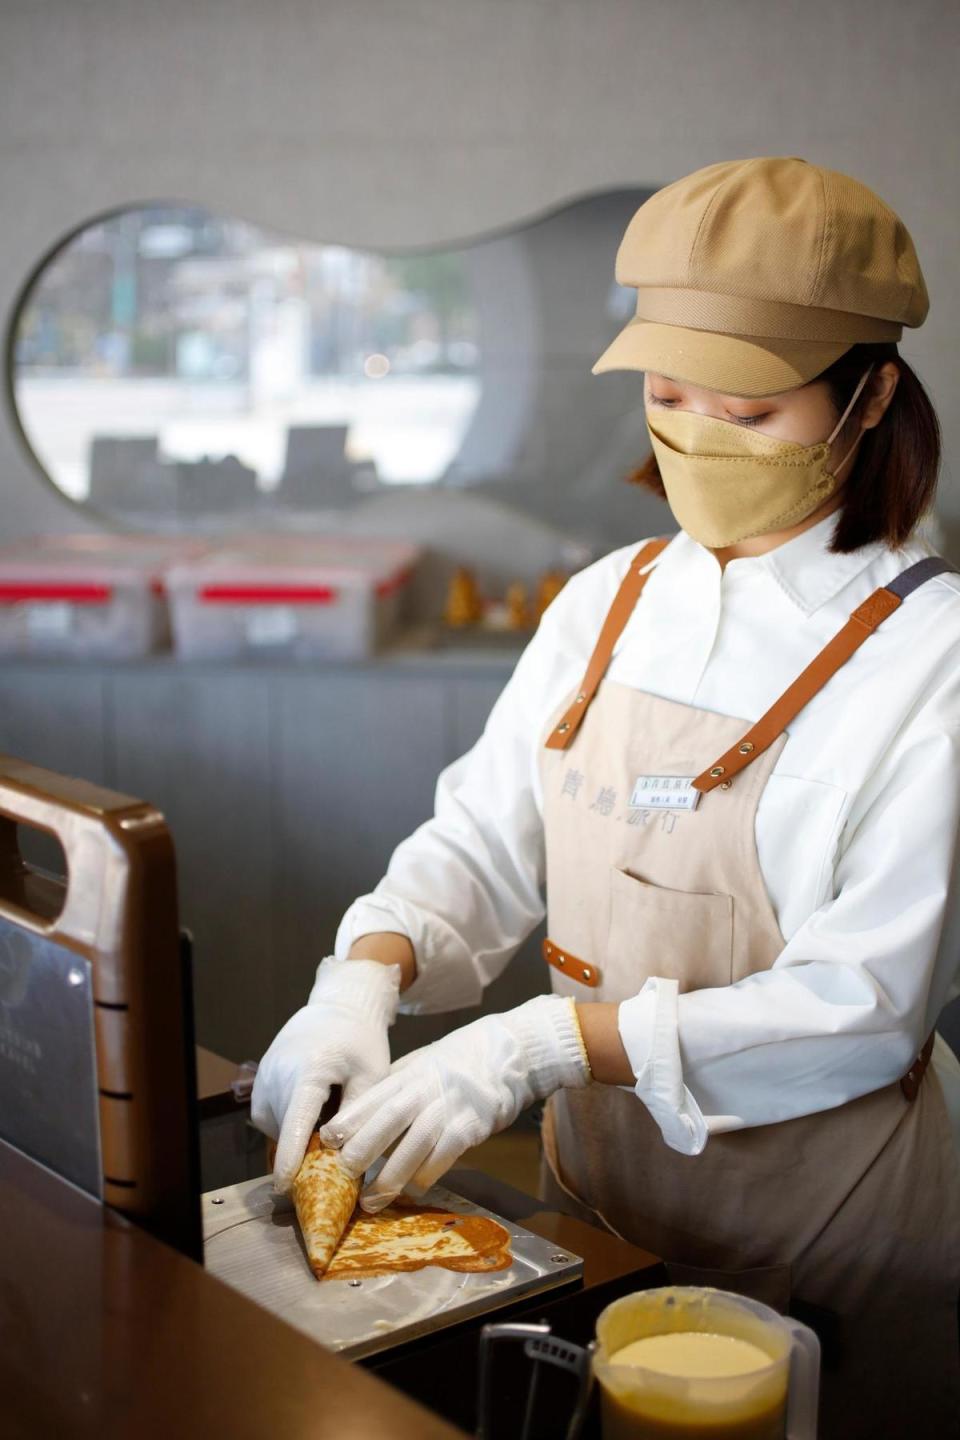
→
(542, 937, 600, 987)
(544, 537, 671, 751)
(693, 557, 960, 794)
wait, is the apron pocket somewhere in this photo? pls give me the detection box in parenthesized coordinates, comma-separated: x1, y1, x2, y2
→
(608, 866, 734, 992)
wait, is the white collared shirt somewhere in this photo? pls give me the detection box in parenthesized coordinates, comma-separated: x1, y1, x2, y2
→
(335, 515, 960, 1153)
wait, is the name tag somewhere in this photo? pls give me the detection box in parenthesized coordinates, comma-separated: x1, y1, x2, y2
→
(629, 775, 701, 812)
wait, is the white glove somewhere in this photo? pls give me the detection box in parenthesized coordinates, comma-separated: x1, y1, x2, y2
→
(251, 955, 401, 1192)
(318, 994, 590, 1211)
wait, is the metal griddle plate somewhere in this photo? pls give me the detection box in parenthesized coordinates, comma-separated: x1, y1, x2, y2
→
(202, 1174, 583, 1359)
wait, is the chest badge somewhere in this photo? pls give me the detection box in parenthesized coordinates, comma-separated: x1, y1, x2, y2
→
(629, 775, 702, 812)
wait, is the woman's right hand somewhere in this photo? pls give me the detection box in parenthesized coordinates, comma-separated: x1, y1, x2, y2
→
(250, 956, 401, 1192)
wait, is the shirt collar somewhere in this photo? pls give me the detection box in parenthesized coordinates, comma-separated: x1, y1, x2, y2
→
(657, 515, 888, 617)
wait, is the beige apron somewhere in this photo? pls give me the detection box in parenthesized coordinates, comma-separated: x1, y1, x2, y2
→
(537, 540, 960, 1438)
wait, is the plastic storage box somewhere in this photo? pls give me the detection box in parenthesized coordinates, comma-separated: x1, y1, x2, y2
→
(165, 536, 421, 660)
(0, 534, 205, 659)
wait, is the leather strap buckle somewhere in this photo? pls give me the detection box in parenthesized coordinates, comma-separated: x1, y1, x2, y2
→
(543, 938, 600, 989)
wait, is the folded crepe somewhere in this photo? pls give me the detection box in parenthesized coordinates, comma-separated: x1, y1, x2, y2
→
(292, 1133, 360, 1279)
(325, 1199, 512, 1281)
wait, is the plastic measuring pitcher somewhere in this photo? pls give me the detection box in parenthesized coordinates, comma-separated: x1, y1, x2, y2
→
(593, 1286, 820, 1439)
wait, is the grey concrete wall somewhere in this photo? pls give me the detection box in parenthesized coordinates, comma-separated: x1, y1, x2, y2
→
(1, 0, 958, 543)
(0, 651, 540, 1062)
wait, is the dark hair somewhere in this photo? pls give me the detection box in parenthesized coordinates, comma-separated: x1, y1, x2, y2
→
(626, 342, 941, 552)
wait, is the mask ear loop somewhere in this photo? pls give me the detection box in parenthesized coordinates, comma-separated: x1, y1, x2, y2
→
(824, 363, 874, 477)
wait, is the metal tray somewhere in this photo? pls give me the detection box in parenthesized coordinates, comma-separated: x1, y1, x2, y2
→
(202, 1174, 583, 1359)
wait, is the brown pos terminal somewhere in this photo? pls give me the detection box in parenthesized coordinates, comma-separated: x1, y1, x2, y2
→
(0, 753, 201, 1259)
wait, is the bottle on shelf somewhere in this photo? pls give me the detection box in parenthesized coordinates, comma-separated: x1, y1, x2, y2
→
(443, 566, 485, 627)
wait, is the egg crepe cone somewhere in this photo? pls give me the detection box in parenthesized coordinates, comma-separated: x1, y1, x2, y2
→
(292, 1133, 360, 1279)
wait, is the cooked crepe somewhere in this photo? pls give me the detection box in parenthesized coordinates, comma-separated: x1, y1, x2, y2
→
(292, 1133, 360, 1279)
(324, 1199, 512, 1281)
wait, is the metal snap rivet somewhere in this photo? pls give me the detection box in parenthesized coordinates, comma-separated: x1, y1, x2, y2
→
(550, 1253, 569, 1264)
(575, 692, 586, 703)
(738, 742, 755, 755)
(557, 722, 570, 733)
(710, 766, 725, 778)
(348, 1279, 362, 1288)
(558, 955, 566, 966)
(720, 780, 732, 791)
(67, 967, 85, 987)
(582, 967, 592, 980)
(211, 1196, 225, 1205)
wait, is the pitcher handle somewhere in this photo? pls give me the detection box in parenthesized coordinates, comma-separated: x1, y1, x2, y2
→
(476, 1322, 594, 1440)
(784, 1315, 821, 1440)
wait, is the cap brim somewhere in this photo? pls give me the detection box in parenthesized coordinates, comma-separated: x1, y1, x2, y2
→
(591, 319, 853, 397)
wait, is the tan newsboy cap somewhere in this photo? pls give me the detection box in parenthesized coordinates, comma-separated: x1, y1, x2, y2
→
(593, 156, 929, 397)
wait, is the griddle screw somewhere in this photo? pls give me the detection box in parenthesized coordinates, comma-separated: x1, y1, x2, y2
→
(550, 1253, 569, 1263)
(211, 1196, 225, 1205)
(348, 1279, 362, 1288)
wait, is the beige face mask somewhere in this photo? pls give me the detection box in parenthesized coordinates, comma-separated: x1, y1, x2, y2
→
(645, 365, 874, 547)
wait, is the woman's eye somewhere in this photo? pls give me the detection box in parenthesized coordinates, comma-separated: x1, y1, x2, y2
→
(648, 394, 769, 427)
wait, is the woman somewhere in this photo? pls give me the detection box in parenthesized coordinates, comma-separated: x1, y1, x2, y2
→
(252, 157, 960, 1436)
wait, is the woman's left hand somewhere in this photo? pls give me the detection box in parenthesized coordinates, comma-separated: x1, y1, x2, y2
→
(318, 993, 590, 1211)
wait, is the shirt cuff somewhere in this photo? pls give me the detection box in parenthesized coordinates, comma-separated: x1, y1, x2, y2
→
(617, 977, 710, 1156)
(334, 894, 485, 1014)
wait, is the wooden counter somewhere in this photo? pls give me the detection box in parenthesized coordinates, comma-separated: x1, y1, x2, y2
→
(0, 1137, 464, 1440)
